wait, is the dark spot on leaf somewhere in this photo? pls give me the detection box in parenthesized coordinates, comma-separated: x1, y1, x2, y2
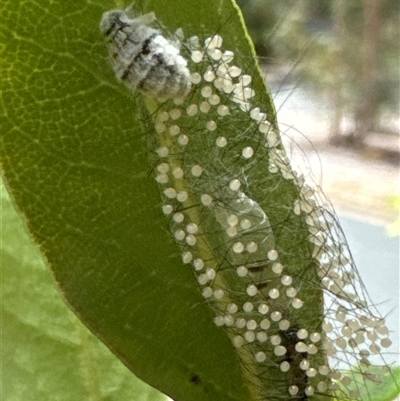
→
(189, 374, 201, 384)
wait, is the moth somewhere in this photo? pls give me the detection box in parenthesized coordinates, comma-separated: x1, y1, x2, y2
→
(100, 7, 191, 100)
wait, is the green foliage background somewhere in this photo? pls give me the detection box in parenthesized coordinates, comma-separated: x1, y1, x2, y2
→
(2, 180, 168, 401)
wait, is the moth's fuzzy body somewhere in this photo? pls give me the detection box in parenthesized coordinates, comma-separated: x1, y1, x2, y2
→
(100, 9, 191, 100)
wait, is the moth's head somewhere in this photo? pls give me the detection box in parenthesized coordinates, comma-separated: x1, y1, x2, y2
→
(100, 8, 156, 37)
(99, 9, 128, 37)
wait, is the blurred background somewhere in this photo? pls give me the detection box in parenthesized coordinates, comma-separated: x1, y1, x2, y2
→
(238, 0, 400, 368)
(238, 0, 399, 154)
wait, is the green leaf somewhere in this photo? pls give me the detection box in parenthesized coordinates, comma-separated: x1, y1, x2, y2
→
(1, 1, 258, 400)
(2, 0, 399, 401)
(343, 366, 400, 401)
(1, 179, 168, 401)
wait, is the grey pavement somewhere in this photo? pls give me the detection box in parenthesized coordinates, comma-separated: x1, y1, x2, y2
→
(340, 215, 400, 366)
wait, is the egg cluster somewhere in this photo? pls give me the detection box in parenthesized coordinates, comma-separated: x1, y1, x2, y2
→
(144, 24, 394, 401)
(297, 184, 393, 382)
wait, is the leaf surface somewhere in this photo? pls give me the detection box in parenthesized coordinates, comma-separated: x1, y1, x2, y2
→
(1, 180, 169, 401)
(1, 1, 263, 400)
